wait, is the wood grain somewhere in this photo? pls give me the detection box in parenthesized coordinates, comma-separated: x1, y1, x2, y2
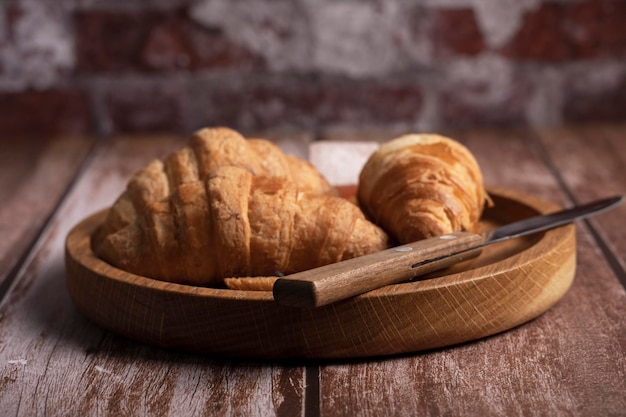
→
(0, 136, 93, 292)
(313, 128, 626, 416)
(1, 128, 625, 416)
(534, 124, 626, 277)
(0, 136, 304, 417)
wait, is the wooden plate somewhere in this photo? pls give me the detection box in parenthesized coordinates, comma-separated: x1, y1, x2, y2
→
(65, 187, 576, 359)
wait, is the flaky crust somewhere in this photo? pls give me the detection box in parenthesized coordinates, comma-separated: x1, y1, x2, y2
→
(93, 127, 389, 287)
(165, 127, 336, 195)
(358, 134, 488, 243)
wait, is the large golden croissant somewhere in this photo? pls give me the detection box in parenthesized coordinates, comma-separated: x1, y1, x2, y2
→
(358, 134, 488, 244)
(164, 127, 336, 195)
(92, 127, 389, 288)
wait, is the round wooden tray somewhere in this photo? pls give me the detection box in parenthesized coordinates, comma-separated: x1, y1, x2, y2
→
(65, 187, 576, 359)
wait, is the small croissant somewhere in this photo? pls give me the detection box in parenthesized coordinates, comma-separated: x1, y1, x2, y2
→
(93, 128, 389, 288)
(358, 134, 488, 244)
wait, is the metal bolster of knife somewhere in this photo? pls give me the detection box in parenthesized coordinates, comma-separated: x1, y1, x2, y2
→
(409, 244, 483, 277)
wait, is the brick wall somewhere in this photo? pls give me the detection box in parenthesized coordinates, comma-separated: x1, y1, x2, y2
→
(1, 0, 625, 139)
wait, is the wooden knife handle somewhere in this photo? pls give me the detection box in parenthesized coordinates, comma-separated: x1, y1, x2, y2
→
(273, 232, 484, 308)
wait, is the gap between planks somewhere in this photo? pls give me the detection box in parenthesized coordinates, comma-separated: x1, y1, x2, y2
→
(528, 127, 626, 291)
(304, 365, 320, 417)
(0, 141, 101, 305)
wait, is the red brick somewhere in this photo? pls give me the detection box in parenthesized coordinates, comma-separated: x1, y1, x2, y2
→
(0, 91, 91, 138)
(440, 81, 532, 128)
(4, 6, 24, 32)
(140, 17, 193, 70)
(502, 0, 626, 61)
(201, 78, 423, 131)
(432, 9, 486, 57)
(319, 83, 423, 125)
(201, 79, 319, 130)
(105, 83, 189, 134)
(75, 11, 152, 72)
(565, 0, 626, 58)
(141, 15, 264, 71)
(500, 4, 569, 61)
(74, 10, 263, 73)
(563, 77, 626, 123)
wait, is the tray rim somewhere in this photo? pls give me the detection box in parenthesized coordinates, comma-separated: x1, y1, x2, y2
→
(65, 186, 577, 358)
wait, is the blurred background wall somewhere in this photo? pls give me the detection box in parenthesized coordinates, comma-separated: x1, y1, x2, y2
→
(0, 0, 625, 139)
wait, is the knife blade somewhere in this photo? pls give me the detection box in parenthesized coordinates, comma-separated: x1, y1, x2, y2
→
(273, 195, 623, 308)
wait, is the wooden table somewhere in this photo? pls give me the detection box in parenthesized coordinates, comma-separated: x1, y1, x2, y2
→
(1, 125, 625, 416)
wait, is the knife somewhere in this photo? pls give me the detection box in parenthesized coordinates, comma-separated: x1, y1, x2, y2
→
(272, 195, 623, 308)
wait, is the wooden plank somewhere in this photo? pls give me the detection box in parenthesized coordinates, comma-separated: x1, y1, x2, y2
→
(0, 136, 94, 292)
(534, 124, 626, 275)
(0, 135, 304, 416)
(311, 128, 626, 416)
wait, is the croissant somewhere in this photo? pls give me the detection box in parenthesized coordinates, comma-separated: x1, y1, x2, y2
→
(163, 127, 336, 195)
(93, 128, 389, 288)
(358, 134, 488, 244)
